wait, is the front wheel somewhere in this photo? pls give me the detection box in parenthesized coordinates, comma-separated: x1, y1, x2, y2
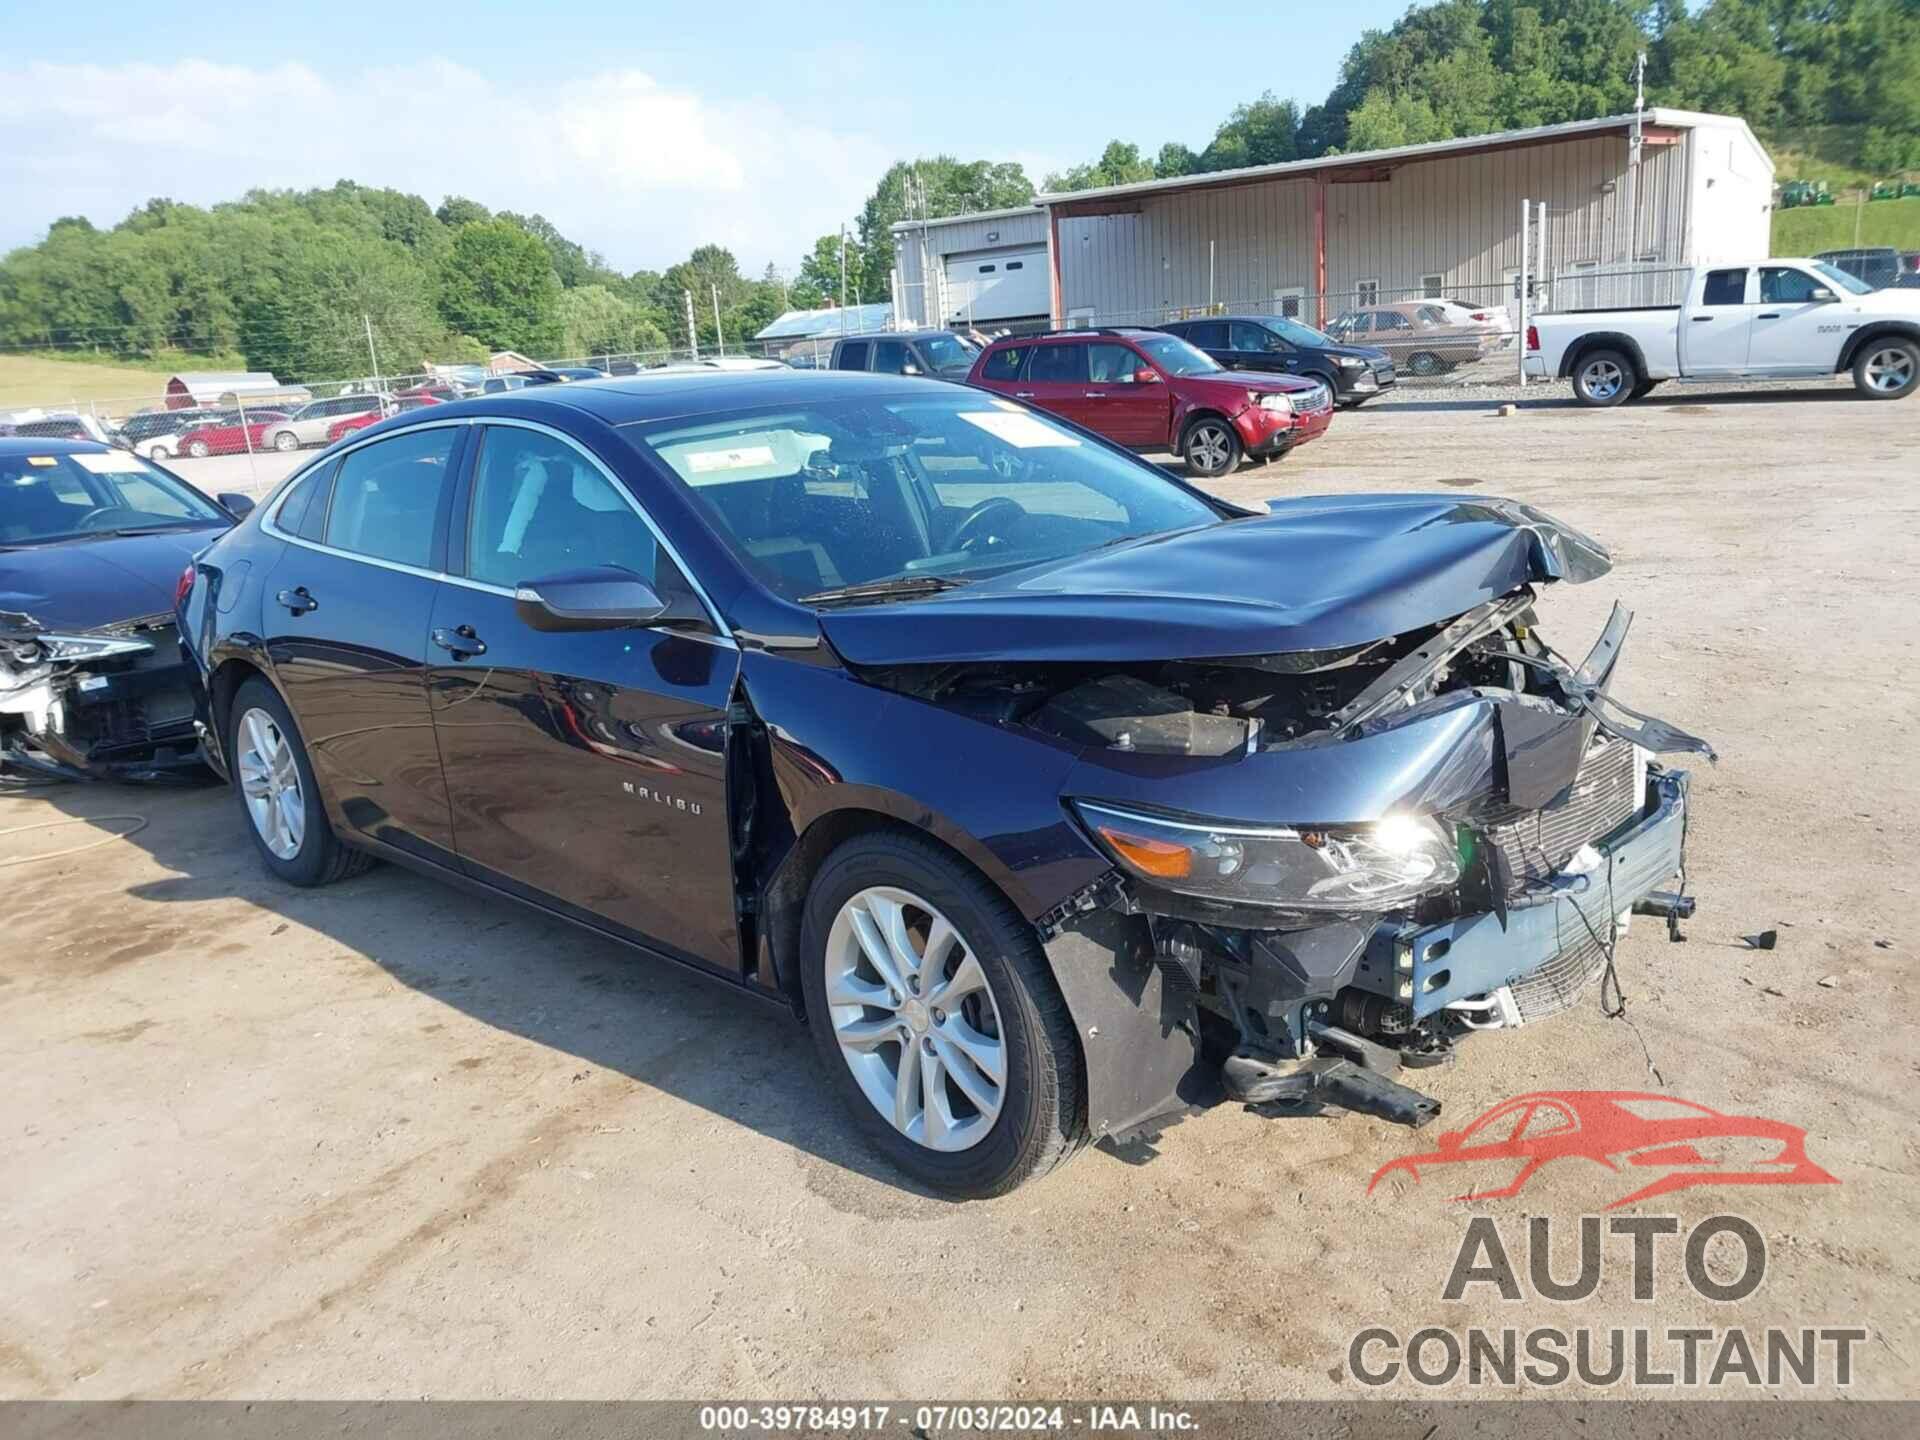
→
(1573, 349, 1635, 407)
(800, 831, 1087, 1198)
(1180, 415, 1242, 478)
(1854, 338, 1919, 400)
(149, 443, 173, 460)
(273, 430, 299, 452)
(187, 439, 211, 457)
(228, 677, 373, 887)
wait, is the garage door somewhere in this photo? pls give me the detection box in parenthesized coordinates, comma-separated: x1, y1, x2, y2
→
(942, 245, 1048, 324)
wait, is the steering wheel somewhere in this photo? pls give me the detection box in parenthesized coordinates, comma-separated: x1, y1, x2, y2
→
(947, 496, 1028, 552)
(74, 506, 138, 532)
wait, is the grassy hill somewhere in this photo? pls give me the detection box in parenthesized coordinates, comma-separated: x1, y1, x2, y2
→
(0, 351, 247, 414)
(1773, 195, 1920, 256)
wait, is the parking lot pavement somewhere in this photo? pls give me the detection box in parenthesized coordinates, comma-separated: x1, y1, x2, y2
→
(5, 388, 1916, 1400)
(166, 450, 303, 501)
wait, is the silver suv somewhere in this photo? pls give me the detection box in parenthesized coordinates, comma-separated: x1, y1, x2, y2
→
(260, 394, 387, 451)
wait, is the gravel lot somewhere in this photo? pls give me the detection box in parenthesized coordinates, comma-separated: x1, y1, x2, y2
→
(5, 381, 1916, 1401)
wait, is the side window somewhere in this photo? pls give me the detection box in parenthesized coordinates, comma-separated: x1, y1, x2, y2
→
(1518, 1105, 1574, 1140)
(1187, 320, 1227, 349)
(1026, 343, 1089, 383)
(1088, 343, 1146, 383)
(466, 426, 657, 588)
(274, 469, 319, 534)
(1230, 321, 1279, 352)
(323, 427, 457, 568)
(1760, 266, 1819, 304)
(1702, 269, 1748, 306)
(870, 339, 911, 374)
(1373, 310, 1412, 332)
(979, 345, 1029, 381)
(836, 341, 870, 371)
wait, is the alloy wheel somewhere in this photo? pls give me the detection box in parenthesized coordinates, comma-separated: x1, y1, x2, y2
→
(236, 707, 306, 860)
(1186, 422, 1234, 475)
(1864, 345, 1916, 394)
(274, 431, 297, 451)
(1580, 358, 1625, 401)
(824, 886, 1006, 1153)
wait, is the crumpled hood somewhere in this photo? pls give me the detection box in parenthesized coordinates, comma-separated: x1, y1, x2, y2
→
(822, 494, 1610, 665)
(0, 528, 220, 632)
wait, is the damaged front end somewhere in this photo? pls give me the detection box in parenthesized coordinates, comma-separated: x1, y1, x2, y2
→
(0, 609, 207, 782)
(849, 571, 1711, 1143)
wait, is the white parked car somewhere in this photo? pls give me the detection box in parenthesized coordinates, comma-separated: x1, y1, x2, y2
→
(1526, 258, 1920, 404)
(258, 394, 389, 451)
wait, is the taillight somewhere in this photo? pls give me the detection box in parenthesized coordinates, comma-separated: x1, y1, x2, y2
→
(174, 563, 195, 609)
(1526, 324, 1540, 352)
(1470, 311, 1490, 321)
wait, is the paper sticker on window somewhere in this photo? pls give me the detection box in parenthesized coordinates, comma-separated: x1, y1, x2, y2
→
(72, 451, 149, 474)
(687, 445, 778, 474)
(956, 411, 1079, 448)
(25, 456, 57, 467)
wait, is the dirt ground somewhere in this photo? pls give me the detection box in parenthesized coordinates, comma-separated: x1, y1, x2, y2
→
(3, 381, 1916, 1402)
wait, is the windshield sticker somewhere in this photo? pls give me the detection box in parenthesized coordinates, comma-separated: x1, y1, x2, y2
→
(25, 455, 57, 467)
(686, 444, 777, 474)
(71, 451, 150, 474)
(956, 411, 1080, 449)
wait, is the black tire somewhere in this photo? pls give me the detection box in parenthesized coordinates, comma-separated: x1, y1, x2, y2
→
(1408, 350, 1444, 377)
(187, 439, 211, 458)
(799, 830, 1087, 1198)
(1572, 348, 1636, 407)
(1180, 413, 1242, 478)
(227, 676, 373, 887)
(1629, 379, 1661, 401)
(273, 430, 299, 452)
(1853, 337, 1919, 400)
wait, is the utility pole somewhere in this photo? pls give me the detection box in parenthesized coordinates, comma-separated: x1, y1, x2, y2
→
(711, 283, 725, 355)
(363, 313, 383, 395)
(839, 224, 849, 311)
(1623, 50, 1646, 269)
(683, 289, 698, 361)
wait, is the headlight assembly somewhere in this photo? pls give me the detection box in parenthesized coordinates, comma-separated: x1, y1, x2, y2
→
(37, 634, 153, 664)
(1256, 392, 1295, 415)
(1074, 802, 1462, 912)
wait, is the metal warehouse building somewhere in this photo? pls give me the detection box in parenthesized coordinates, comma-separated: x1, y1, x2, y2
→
(893, 109, 1772, 332)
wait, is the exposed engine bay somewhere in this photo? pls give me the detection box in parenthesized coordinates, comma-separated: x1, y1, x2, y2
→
(850, 589, 1714, 1138)
(1, 608, 207, 783)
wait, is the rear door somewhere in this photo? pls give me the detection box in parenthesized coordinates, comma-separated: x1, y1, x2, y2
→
(833, 341, 870, 372)
(1082, 341, 1170, 447)
(1681, 267, 1755, 374)
(1020, 341, 1090, 427)
(1747, 265, 1844, 374)
(426, 419, 743, 973)
(263, 423, 465, 866)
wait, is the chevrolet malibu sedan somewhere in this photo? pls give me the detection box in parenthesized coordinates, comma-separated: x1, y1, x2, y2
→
(177, 372, 1709, 1197)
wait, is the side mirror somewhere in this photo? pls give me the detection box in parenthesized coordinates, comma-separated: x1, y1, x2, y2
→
(1811, 286, 1836, 302)
(216, 491, 256, 519)
(1133, 368, 1162, 384)
(902, 363, 922, 376)
(514, 566, 667, 632)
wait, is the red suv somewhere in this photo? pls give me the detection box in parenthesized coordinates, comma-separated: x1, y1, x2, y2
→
(966, 328, 1333, 477)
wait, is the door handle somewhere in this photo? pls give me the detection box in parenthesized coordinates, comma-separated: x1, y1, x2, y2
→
(275, 586, 317, 615)
(1083, 391, 1107, 398)
(1691, 316, 1715, 323)
(1013, 391, 1035, 398)
(431, 625, 487, 659)
(1757, 312, 1781, 319)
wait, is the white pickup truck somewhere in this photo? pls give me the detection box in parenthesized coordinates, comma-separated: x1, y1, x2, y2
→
(1525, 258, 1920, 406)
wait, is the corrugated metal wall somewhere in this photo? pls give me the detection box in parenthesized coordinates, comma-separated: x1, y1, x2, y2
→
(895, 209, 1048, 321)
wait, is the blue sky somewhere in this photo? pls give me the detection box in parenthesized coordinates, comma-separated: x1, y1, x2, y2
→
(0, 0, 1413, 273)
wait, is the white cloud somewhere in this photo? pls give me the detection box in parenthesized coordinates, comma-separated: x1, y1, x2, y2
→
(0, 59, 891, 273)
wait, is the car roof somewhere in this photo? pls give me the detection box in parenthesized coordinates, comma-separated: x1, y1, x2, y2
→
(833, 330, 956, 343)
(410, 369, 951, 430)
(0, 435, 107, 455)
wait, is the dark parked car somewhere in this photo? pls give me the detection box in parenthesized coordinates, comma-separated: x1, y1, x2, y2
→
(1, 438, 248, 780)
(830, 330, 980, 379)
(1156, 316, 1395, 408)
(1814, 247, 1905, 290)
(967, 327, 1332, 477)
(177, 372, 1707, 1197)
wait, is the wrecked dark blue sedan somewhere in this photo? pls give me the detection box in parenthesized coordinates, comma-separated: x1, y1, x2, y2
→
(175, 371, 1709, 1197)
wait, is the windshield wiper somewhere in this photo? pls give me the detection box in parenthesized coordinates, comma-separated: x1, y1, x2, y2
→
(800, 575, 971, 607)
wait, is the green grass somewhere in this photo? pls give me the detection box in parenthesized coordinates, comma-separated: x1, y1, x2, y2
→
(0, 350, 247, 413)
(1773, 195, 1920, 256)
(1764, 125, 1887, 193)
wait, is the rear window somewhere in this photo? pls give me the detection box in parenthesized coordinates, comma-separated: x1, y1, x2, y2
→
(1702, 269, 1748, 306)
(1027, 343, 1089, 383)
(979, 345, 1029, 381)
(835, 341, 870, 371)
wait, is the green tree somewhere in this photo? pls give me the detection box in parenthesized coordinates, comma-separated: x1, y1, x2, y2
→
(851, 158, 1034, 301)
(556, 284, 667, 358)
(1043, 141, 1156, 193)
(1199, 94, 1304, 171)
(436, 220, 563, 355)
(435, 196, 492, 228)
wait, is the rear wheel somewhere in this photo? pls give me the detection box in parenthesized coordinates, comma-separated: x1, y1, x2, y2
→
(273, 430, 299, 452)
(149, 443, 173, 460)
(187, 439, 211, 457)
(1408, 350, 1445, 377)
(1854, 338, 1919, 400)
(228, 677, 372, 887)
(1573, 349, 1635, 407)
(800, 831, 1086, 1198)
(1180, 415, 1242, 478)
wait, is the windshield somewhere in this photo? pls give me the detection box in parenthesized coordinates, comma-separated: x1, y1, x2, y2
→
(1266, 318, 1336, 349)
(1132, 334, 1222, 377)
(1810, 261, 1874, 295)
(1, 449, 228, 545)
(919, 333, 980, 371)
(630, 394, 1221, 602)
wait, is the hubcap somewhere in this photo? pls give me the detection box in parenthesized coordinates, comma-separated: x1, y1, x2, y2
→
(1582, 359, 1625, 400)
(275, 432, 296, 451)
(1188, 424, 1232, 474)
(1866, 347, 1915, 394)
(236, 707, 305, 860)
(825, 886, 1006, 1153)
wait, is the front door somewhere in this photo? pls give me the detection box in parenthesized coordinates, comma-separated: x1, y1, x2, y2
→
(1747, 265, 1846, 375)
(1683, 267, 1756, 375)
(1229, 321, 1296, 375)
(1082, 341, 1171, 447)
(263, 425, 465, 865)
(426, 421, 743, 973)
